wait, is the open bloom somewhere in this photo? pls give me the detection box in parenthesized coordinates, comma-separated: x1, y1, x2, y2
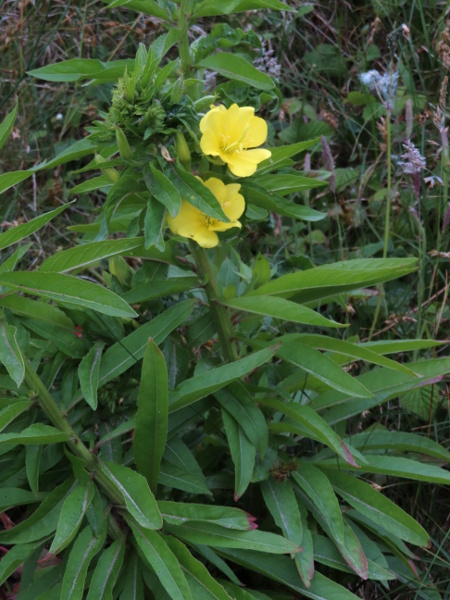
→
(167, 177, 245, 248)
(200, 104, 271, 177)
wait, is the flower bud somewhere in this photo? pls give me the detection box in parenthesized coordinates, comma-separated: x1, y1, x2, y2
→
(116, 128, 132, 160)
(175, 131, 191, 170)
(94, 153, 120, 183)
(109, 256, 132, 286)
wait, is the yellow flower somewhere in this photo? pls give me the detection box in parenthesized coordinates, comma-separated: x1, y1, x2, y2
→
(167, 177, 245, 248)
(200, 103, 271, 177)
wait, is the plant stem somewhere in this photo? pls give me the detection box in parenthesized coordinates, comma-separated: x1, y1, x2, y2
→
(23, 358, 124, 506)
(190, 243, 238, 362)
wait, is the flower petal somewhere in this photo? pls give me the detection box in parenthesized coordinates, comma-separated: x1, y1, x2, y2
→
(167, 200, 204, 238)
(243, 115, 269, 148)
(213, 219, 242, 233)
(191, 228, 219, 248)
(200, 130, 221, 156)
(200, 105, 226, 134)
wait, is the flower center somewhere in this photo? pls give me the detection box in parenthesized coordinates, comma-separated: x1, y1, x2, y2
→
(222, 124, 250, 154)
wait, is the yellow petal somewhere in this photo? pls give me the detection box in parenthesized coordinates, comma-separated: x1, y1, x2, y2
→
(203, 177, 227, 205)
(200, 130, 221, 156)
(167, 200, 204, 238)
(223, 186, 245, 221)
(213, 219, 242, 233)
(191, 228, 219, 248)
(223, 104, 255, 141)
(243, 115, 269, 148)
(199, 105, 226, 134)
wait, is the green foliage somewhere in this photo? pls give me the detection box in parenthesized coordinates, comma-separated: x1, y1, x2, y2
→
(0, 1, 448, 599)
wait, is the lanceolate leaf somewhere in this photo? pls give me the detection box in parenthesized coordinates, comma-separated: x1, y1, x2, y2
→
(0, 203, 73, 251)
(99, 459, 162, 529)
(127, 519, 192, 600)
(164, 536, 233, 600)
(60, 524, 107, 600)
(86, 534, 127, 600)
(0, 424, 69, 446)
(198, 54, 274, 91)
(134, 339, 168, 493)
(0, 272, 137, 318)
(193, 0, 295, 17)
(0, 101, 18, 151)
(79, 341, 105, 410)
(165, 521, 300, 554)
(144, 163, 181, 217)
(324, 470, 429, 547)
(0, 170, 34, 196)
(246, 258, 418, 302)
(218, 549, 361, 600)
(158, 501, 253, 530)
(293, 465, 344, 545)
(260, 478, 303, 549)
(259, 398, 358, 466)
(257, 139, 321, 174)
(0, 323, 25, 387)
(0, 488, 45, 512)
(39, 238, 145, 273)
(223, 296, 346, 328)
(0, 543, 37, 587)
(169, 346, 278, 412)
(222, 409, 256, 501)
(0, 400, 33, 433)
(48, 480, 95, 555)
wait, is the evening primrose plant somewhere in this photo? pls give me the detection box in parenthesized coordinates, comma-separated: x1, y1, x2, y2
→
(0, 2, 449, 599)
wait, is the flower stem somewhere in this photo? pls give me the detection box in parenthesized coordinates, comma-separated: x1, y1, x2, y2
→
(190, 243, 238, 362)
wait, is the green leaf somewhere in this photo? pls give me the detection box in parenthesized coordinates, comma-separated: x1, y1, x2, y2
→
(0, 399, 38, 431)
(0, 543, 37, 587)
(169, 346, 278, 412)
(100, 0, 169, 18)
(127, 520, 192, 600)
(260, 478, 303, 548)
(247, 258, 418, 302)
(159, 460, 211, 496)
(60, 524, 107, 600)
(319, 455, 450, 485)
(166, 521, 300, 554)
(277, 340, 372, 398)
(164, 437, 210, 493)
(134, 339, 168, 493)
(99, 459, 162, 529)
(0, 243, 31, 275)
(0, 479, 73, 544)
(256, 173, 328, 195)
(292, 464, 344, 546)
(93, 300, 195, 391)
(257, 139, 321, 174)
(144, 197, 166, 251)
(0, 296, 74, 329)
(0, 272, 137, 319)
(24, 319, 88, 359)
(0, 424, 69, 446)
(25, 445, 42, 495)
(0, 101, 18, 151)
(343, 429, 450, 462)
(161, 161, 228, 221)
(27, 58, 134, 83)
(164, 536, 233, 600)
(242, 184, 326, 221)
(194, 0, 294, 16)
(197, 54, 274, 91)
(222, 409, 256, 500)
(0, 169, 34, 196)
(122, 277, 199, 304)
(260, 398, 358, 466)
(285, 333, 417, 376)
(119, 551, 144, 600)
(39, 238, 145, 273)
(48, 480, 95, 555)
(86, 534, 126, 600)
(0, 323, 25, 386)
(218, 549, 360, 599)
(0, 488, 45, 512)
(215, 382, 268, 458)
(158, 501, 253, 530)
(324, 470, 429, 547)
(0, 203, 74, 251)
(69, 174, 112, 195)
(223, 296, 346, 328)
(42, 138, 96, 170)
(78, 341, 105, 410)
(144, 163, 181, 217)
